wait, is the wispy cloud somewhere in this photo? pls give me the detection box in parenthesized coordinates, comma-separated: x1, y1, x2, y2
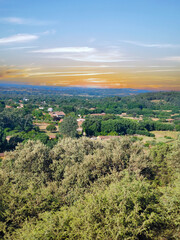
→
(27, 71, 115, 77)
(2, 46, 38, 50)
(123, 40, 180, 48)
(40, 30, 56, 35)
(0, 67, 28, 79)
(41, 50, 134, 63)
(162, 56, 180, 62)
(32, 46, 136, 63)
(0, 34, 38, 44)
(47, 54, 135, 63)
(135, 69, 180, 73)
(85, 78, 106, 83)
(32, 47, 95, 53)
(0, 17, 54, 26)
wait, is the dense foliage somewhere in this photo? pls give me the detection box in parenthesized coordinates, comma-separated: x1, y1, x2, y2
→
(0, 136, 179, 239)
(59, 116, 78, 138)
(83, 116, 174, 136)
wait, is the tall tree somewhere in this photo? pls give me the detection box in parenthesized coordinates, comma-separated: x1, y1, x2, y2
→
(59, 116, 78, 138)
(0, 127, 7, 152)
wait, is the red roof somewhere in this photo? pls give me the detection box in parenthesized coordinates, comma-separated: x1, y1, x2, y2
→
(48, 135, 56, 139)
(5, 105, 12, 108)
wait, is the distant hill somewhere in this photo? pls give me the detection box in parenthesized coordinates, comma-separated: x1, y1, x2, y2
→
(0, 83, 152, 97)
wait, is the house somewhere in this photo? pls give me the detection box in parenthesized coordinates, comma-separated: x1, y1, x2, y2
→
(5, 105, 12, 109)
(48, 108, 53, 112)
(0, 153, 5, 159)
(49, 111, 66, 120)
(48, 135, 56, 140)
(77, 127, 83, 132)
(17, 103, 24, 109)
(121, 113, 127, 117)
(55, 111, 66, 118)
(39, 107, 44, 110)
(77, 118, 85, 127)
(166, 119, 174, 123)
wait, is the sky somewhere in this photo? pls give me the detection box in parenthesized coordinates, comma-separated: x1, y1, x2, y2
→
(0, 0, 180, 90)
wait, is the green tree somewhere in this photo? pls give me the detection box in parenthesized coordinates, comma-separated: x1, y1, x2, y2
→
(0, 101, 5, 112)
(8, 136, 23, 150)
(46, 124, 57, 132)
(59, 116, 78, 138)
(32, 110, 43, 120)
(0, 127, 7, 152)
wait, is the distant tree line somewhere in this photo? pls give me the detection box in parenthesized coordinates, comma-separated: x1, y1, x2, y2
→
(83, 115, 175, 137)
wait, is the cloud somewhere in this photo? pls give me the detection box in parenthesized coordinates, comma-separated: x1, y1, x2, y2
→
(32, 46, 136, 63)
(85, 78, 106, 83)
(123, 40, 180, 48)
(162, 56, 180, 62)
(2, 46, 38, 50)
(47, 54, 134, 63)
(40, 30, 56, 35)
(0, 67, 28, 79)
(0, 34, 38, 44)
(135, 69, 180, 73)
(32, 47, 95, 53)
(27, 71, 115, 77)
(43, 51, 134, 63)
(0, 17, 54, 26)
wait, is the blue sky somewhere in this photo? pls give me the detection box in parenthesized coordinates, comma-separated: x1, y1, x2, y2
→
(0, 0, 180, 89)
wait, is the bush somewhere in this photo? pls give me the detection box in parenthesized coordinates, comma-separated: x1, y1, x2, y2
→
(46, 124, 57, 132)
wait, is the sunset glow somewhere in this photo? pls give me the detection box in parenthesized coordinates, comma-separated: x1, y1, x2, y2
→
(0, 0, 180, 90)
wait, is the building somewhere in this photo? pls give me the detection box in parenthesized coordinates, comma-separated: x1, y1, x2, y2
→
(77, 118, 85, 127)
(49, 111, 66, 120)
(17, 103, 24, 109)
(5, 105, 12, 109)
(48, 135, 56, 140)
(0, 153, 5, 159)
(48, 108, 53, 112)
(166, 119, 174, 123)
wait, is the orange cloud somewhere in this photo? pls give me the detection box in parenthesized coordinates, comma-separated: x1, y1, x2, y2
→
(0, 66, 180, 90)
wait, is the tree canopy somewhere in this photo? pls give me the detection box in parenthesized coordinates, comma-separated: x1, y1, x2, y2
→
(59, 116, 78, 138)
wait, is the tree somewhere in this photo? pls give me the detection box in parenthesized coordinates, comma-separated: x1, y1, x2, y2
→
(0, 127, 7, 152)
(0, 101, 5, 112)
(46, 124, 57, 132)
(59, 116, 78, 138)
(8, 136, 23, 150)
(32, 110, 43, 120)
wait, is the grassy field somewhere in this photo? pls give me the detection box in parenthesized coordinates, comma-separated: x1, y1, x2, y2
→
(34, 122, 59, 138)
(137, 131, 179, 144)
